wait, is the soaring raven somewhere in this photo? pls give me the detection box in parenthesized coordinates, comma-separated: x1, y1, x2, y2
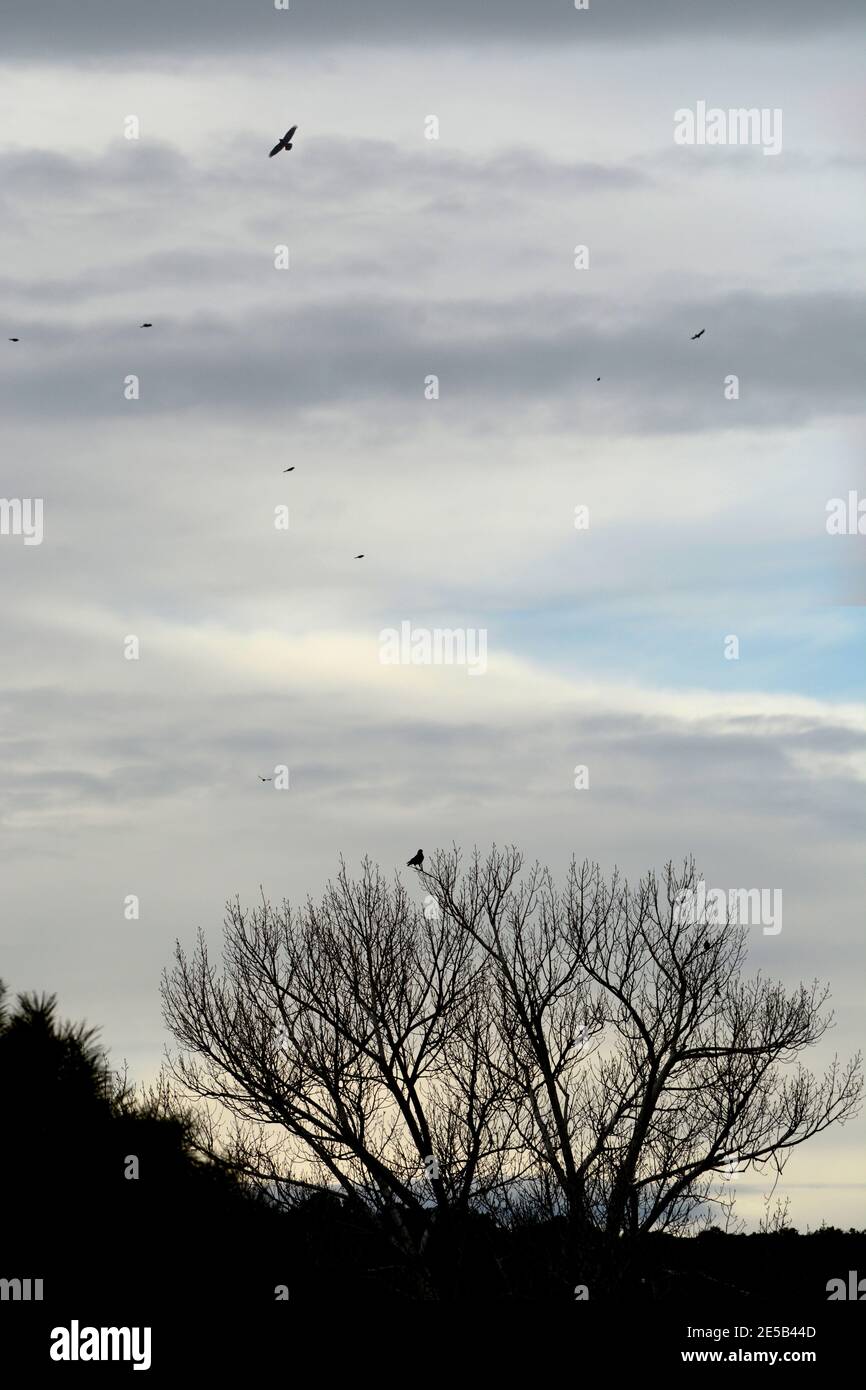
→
(269, 126, 298, 157)
(691, 329, 706, 340)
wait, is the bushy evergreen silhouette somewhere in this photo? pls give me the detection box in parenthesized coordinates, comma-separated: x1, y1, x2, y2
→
(0, 980, 295, 1308)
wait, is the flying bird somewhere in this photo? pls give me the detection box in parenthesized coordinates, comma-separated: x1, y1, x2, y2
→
(140, 322, 153, 328)
(8, 337, 19, 342)
(691, 329, 706, 340)
(596, 376, 601, 381)
(258, 776, 273, 783)
(407, 849, 424, 869)
(269, 126, 298, 158)
(354, 554, 365, 559)
(282, 467, 295, 473)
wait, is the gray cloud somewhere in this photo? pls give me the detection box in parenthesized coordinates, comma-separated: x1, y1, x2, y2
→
(1, 287, 861, 433)
(0, 136, 860, 435)
(0, 135, 649, 220)
(1, 0, 862, 59)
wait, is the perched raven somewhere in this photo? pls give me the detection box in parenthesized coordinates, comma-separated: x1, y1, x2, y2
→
(407, 849, 424, 869)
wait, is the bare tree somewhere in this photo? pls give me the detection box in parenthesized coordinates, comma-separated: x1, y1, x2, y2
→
(161, 859, 519, 1286)
(161, 847, 861, 1292)
(422, 848, 861, 1256)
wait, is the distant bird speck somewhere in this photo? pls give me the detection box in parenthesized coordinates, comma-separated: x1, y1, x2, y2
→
(140, 322, 153, 328)
(407, 849, 424, 869)
(691, 329, 706, 340)
(282, 467, 295, 473)
(354, 554, 365, 559)
(258, 776, 273, 783)
(269, 126, 298, 158)
(596, 376, 601, 381)
(8, 337, 19, 342)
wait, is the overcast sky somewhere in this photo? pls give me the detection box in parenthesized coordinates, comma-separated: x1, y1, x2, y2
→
(1, 0, 863, 1231)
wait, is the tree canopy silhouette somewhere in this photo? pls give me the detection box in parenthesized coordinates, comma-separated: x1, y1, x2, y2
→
(161, 849, 861, 1292)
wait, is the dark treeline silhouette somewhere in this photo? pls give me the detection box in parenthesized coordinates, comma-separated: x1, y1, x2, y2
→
(3, 850, 863, 1303)
(0, 974, 863, 1304)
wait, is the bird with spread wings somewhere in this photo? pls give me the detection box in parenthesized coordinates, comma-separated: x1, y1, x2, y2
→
(269, 126, 298, 157)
